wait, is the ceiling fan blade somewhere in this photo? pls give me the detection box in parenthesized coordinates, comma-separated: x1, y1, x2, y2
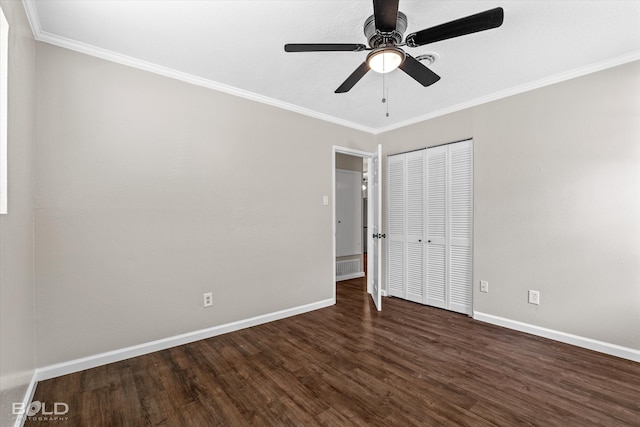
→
(373, 0, 399, 33)
(335, 62, 370, 93)
(284, 43, 367, 52)
(399, 54, 440, 87)
(405, 7, 504, 47)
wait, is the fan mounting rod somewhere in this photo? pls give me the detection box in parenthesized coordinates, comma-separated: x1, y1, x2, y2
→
(364, 11, 408, 48)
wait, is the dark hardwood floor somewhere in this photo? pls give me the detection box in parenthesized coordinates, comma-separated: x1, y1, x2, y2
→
(27, 277, 640, 426)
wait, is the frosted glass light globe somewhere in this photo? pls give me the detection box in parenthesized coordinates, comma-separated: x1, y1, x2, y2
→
(367, 48, 404, 73)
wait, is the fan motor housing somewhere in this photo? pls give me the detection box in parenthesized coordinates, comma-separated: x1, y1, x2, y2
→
(364, 11, 408, 48)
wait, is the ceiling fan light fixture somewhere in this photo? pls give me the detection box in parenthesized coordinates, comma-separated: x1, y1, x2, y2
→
(367, 47, 405, 73)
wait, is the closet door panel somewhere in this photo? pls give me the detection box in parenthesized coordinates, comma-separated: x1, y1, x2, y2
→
(387, 155, 405, 298)
(406, 151, 425, 303)
(426, 147, 447, 244)
(448, 140, 473, 314)
(426, 146, 447, 309)
(388, 241, 405, 297)
(406, 242, 424, 303)
(449, 246, 472, 313)
(426, 244, 447, 309)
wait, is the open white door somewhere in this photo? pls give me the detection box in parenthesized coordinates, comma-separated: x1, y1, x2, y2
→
(367, 144, 383, 311)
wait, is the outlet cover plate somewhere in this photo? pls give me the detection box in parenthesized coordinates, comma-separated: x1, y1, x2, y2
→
(480, 280, 489, 293)
(528, 290, 540, 305)
(203, 292, 213, 307)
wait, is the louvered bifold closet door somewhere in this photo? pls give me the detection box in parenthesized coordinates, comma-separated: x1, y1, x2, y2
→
(405, 150, 425, 303)
(387, 154, 405, 298)
(448, 140, 473, 315)
(425, 146, 447, 309)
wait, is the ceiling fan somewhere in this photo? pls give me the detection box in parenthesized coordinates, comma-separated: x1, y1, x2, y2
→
(284, 0, 504, 93)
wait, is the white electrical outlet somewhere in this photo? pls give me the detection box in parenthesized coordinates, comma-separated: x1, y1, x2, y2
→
(203, 292, 213, 307)
(480, 280, 489, 293)
(528, 290, 540, 305)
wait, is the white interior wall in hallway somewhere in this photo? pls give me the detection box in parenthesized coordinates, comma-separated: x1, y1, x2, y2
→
(336, 168, 362, 258)
(335, 153, 365, 279)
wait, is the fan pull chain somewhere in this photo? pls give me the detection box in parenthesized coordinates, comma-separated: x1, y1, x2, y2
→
(381, 65, 390, 118)
(381, 53, 386, 104)
(383, 89, 389, 117)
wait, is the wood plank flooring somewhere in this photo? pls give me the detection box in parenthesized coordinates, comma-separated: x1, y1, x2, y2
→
(27, 278, 640, 426)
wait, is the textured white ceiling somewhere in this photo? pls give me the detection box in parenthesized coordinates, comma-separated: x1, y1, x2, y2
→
(23, 0, 640, 133)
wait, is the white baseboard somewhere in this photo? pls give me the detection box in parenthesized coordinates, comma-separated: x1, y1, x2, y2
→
(473, 312, 640, 363)
(35, 298, 334, 382)
(336, 272, 365, 281)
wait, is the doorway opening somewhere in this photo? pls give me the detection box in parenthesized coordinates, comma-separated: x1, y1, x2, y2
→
(335, 152, 367, 283)
(332, 145, 382, 311)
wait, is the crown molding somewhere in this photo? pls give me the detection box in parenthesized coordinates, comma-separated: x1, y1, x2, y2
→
(21, 0, 41, 37)
(20, 1, 376, 135)
(373, 50, 640, 135)
(20, 1, 640, 137)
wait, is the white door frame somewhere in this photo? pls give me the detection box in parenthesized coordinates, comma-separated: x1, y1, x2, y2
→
(332, 145, 379, 304)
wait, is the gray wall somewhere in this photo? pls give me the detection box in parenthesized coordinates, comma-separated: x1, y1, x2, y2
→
(336, 153, 364, 172)
(34, 43, 374, 366)
(378, 60, 640, 350)
(0, 0, 36, 423)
